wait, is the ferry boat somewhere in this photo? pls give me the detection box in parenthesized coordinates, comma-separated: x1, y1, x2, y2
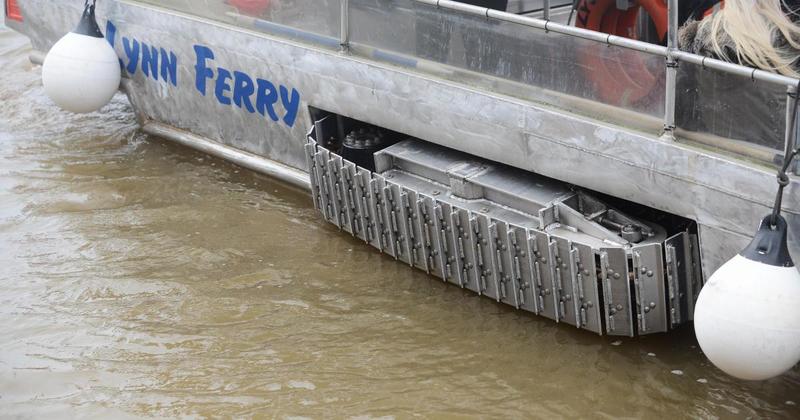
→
(5, 0, 800, 379)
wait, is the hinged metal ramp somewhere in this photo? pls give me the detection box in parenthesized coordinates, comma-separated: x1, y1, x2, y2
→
(306, 136, 702, 336)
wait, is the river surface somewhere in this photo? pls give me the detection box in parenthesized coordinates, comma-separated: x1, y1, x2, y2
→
(1, 26, 799, 419)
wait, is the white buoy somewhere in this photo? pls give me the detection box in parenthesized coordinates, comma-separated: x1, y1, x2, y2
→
(694, 215, 800, 380)
(42, 1, 120, 114)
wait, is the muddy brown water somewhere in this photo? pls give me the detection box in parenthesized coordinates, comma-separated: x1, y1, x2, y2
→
(0, 27, 799, 419)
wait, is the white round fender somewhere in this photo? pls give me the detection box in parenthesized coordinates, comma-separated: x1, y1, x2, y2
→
(695, 215, 800, 381)
(42, 2, 120, 114)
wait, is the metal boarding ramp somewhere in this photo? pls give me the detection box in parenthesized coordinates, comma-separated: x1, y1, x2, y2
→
(296, 0, 796, 336)
(305, 129, 703, 337)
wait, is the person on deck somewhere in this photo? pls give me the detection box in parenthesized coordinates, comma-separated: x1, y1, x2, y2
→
(680, 0, 800, 77)
(677, 0, 800, 151)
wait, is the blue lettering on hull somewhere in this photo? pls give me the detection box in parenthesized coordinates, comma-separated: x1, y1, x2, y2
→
(193, 45, 300, 128)
(105, 21, 301, 129)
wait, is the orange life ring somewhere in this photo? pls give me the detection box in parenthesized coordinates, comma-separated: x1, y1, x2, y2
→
(574, 0, 668, 107)
(576, 0, 668, 40)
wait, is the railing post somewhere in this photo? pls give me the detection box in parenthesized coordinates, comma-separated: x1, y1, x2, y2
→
(340, 0, 350, 52)
(662, 0, 679, 140)
(543, 0, 550, 20)
(785, 85, 799, 175)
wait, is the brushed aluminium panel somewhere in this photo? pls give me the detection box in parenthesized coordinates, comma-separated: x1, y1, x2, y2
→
(431, 199, 449, 281)
(665, 232, 690, 328)
(357, 167, 381, 249)
(437, 201, 460, 285)
(531, 229, 559, 321)
(351, 165, 371, 242)
(450, 206, 478, 290)
(371, 175, 396, 257)
(305, 141, 321, 211)
(632, 243, 668, 334)
(549, 235, 579, 326)
(571, 242, 603, 334)
(509, 225, 537, 312)
(494, 220, 520, 308)
(688, 233, 704, 320)
(402, 189, 425, 270)
(314, 147, 333, 223)
(600, 247, 634, 336)
(326, 154, 346, 229)
(419, 195, 446, 280)
(411, 193, 433, 273)
(339, 159, 358, 235)
(474, 213, 501, 300)
(467, 213, 486, 295)
(385, 182, 413, 265)
(520, 228, 544, 315)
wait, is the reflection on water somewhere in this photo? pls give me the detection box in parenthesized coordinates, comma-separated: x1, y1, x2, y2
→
(0, 27, 798, 418)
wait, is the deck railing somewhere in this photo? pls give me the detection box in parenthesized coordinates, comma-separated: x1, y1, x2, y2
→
(400, 0, 799, 171)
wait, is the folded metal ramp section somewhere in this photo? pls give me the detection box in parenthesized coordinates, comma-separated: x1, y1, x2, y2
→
(305, 137, 702, 336)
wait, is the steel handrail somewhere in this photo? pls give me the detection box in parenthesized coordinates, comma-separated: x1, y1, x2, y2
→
(417, 0, 799, 88)
(407, 0, 799, 169)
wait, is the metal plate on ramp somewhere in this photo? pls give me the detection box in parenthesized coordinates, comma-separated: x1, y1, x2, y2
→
(570, 242, 603, 335)
(508, 225, 539, 314)
(528, 229, 558, 321)
(632, 243, 667, 334)
(600, 247, 634, 336)
(665, 232, 690, 328)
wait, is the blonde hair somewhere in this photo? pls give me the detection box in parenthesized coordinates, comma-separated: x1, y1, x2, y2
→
(700, 0, 800, 77)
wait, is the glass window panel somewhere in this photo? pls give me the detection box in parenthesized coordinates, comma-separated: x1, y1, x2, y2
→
(135, 0, 341, 48)
(676, 61, 788, 160)
(349, 0, 666, 123)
